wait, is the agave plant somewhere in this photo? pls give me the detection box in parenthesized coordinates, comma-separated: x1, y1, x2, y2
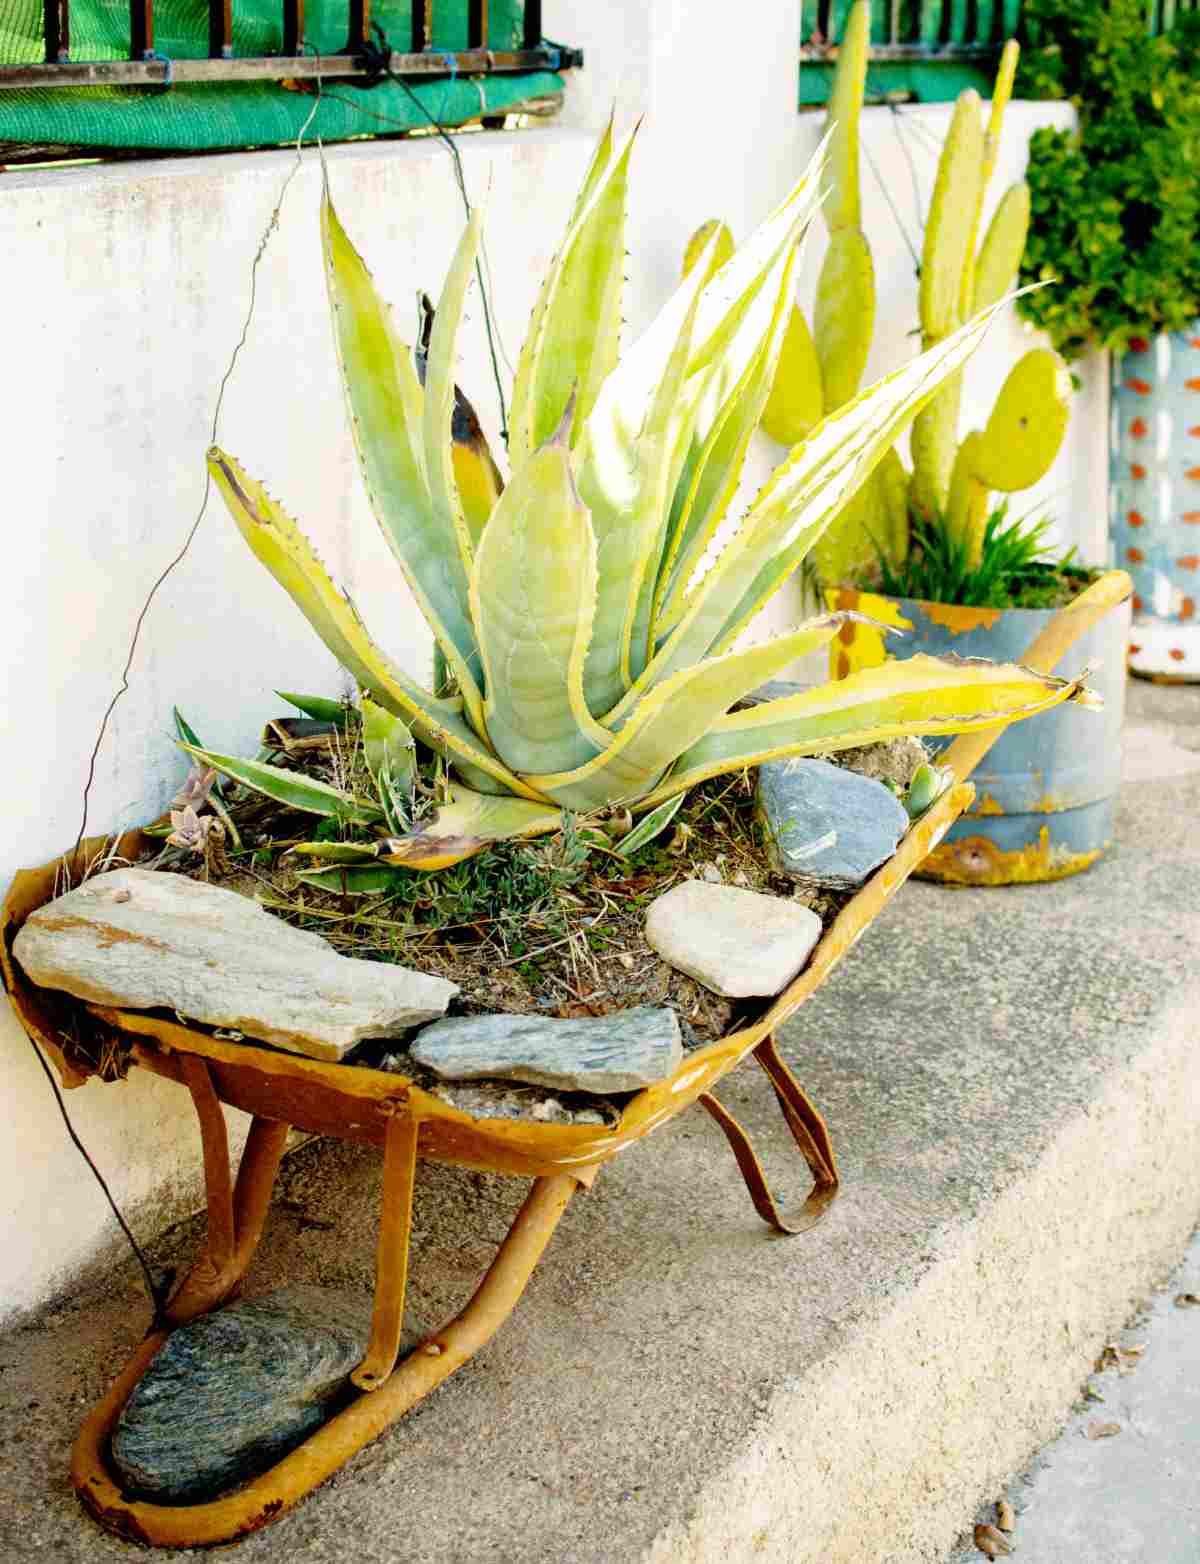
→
(197, 124, 1097, 871)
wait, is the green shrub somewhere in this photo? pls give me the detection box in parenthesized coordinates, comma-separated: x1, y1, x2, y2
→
(1016, 0, 1200, 358)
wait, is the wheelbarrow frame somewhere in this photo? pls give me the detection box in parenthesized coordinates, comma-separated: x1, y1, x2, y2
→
(0, 573, 1129, 1547)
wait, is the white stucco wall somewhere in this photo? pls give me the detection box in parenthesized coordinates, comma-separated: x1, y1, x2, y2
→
(1, 0, 1107, 1322)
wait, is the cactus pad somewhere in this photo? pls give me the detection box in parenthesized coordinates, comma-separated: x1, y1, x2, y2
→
(814, 228, 875, 410)
(971, 183, 1030, 314)
(973, 348, 1071, 492)
(761, 304, 825, 447)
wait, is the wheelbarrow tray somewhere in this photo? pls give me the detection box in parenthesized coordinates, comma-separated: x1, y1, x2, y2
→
(0, 564, 1129, 1550)
(0, 788, 969, 1546)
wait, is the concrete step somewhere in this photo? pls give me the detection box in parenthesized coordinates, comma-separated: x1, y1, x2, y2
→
(1, 683, 1198, 1563)
(943, 1225, 1200, 1563)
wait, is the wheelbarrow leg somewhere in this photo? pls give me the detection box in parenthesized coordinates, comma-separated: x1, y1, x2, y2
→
(699, 1032, 839, 1235)
(351, 1110, 419, 1391)
(165, 1057, 290, 1325)
(72, 1171, 585, 1548)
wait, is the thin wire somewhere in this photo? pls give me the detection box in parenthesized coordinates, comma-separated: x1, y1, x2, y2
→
(860, 132, 921, 272)
(365, 25, 510, 443)
(886, 102, 928, 238)
(49, 61, 325, 1318)
(27, 1037, 167, 1317)
(70, 68, 324, 874)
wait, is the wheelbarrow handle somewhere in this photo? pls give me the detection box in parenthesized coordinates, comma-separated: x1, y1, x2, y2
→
(939, 568, 1133, 787)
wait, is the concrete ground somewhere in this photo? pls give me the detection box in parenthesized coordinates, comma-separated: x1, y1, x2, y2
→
(944, 1226, 1200, 1562)
(0, 680, 1198, 1563)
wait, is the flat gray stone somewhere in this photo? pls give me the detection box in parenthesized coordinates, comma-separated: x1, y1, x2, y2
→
(410, 1007, 682, 1094)
(756, 756, 910, 887)
(110, 1288, 371, 1503)
(644, 880, 822, 998)
(13, 866, 456, 1062)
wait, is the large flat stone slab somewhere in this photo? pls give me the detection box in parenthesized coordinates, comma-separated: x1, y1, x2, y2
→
(644, 880, 822, 997)
(410, 1007, 681, 1094)
(12, 867, 456, 1061)
(111, 1288, 371, 1502)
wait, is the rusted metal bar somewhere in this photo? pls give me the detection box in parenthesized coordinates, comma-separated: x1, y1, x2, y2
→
(72, 1173, 582, 1548)
(468, 0, 488, 49)
(940, 571, 1133, 786)
(208, 0, 232, 57)
(345, 0, 370, 54)
(351, 1111, 419, 1391)
(43, 0, 69, 63)
(411, 0, 431, 51)
(522, 0, 541, 50)
(178, 1056, 236, 1273)
(165, 1110, 290, 1327)
(128, 0, 153, 60)
(698, 1034, 839, 1236)
(282, 0, 304, 57)
(0, 46, 580, 88)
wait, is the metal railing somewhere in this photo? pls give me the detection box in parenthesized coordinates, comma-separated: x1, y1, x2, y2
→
(0, 0, 581, 91)
(800, 0, 1021, 65)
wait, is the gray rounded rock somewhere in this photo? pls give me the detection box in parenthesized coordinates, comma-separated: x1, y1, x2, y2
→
(111, 1287, 371, 1503)
(756, 757, 910, 887)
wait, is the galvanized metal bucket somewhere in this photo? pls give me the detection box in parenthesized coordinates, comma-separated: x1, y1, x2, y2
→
(825, 589, 1132, 885)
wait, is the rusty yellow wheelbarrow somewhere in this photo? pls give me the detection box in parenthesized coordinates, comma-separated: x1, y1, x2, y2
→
(0, 574, 1129, 1548)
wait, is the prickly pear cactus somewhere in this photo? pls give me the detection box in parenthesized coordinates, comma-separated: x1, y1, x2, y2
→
(684, 12, 1064, 589)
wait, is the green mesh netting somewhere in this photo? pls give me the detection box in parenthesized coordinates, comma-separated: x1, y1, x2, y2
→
(0, 0, 561, 150)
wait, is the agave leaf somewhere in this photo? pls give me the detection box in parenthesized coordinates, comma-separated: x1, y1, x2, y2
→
(638, 653, 1095, 809)
(362, 698, 414, 787)
(362, 697, 416, 829)
(682, 219, 735, 282)
(470, 420, 610, 775)
(507, 126, 636, 465)
(415, 293, 504, 549)
(291, 841, 383, 862)
(275, 690, 356, 726)
(612, 793, 685, 857)
(655, 248, 809, 638)
(581, 178, 820, 716)
(207, 448, 548, 802)
(574, 229, 723, 715)
(378, 785, 563, 869)
(642, 296, 1017, 689)
(422, 209, 486, 590)
(529, 617, 850, 810)
(322, 195, 486, 726)
(621, 249, 716, 685)
(293, 865, 409, 895)
(179, 743, 383, 825)
(685, 136, 829, 383)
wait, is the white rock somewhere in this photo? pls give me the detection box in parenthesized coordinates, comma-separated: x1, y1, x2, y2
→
(13, 868, 456, 1062)
(644, 880, 822, 998)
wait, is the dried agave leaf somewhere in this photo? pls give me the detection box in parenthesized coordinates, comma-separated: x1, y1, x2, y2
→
(974, 1522, 1013, 1557)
